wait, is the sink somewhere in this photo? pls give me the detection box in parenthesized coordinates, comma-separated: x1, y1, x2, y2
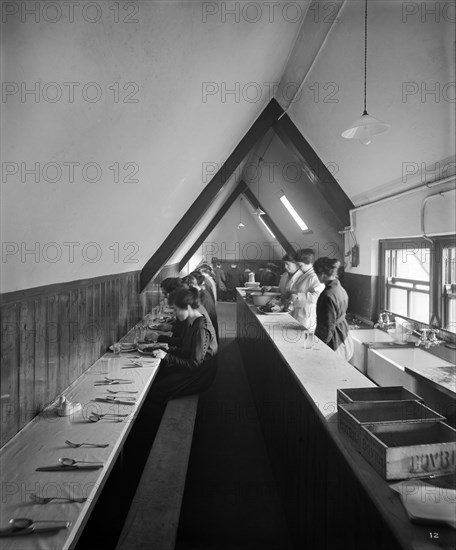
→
(350, 329, 394, 344)
(371, 347, 455, 371)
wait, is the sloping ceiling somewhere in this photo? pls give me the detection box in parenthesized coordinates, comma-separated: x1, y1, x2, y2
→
(0, 0, 306, 293)
(280, 0, 455, 205)
(2, 0, 453, 293)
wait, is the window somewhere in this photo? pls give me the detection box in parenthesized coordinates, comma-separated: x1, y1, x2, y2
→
(279, 193, 309, 231)
(442, 245, 456, 331)
(379, 236, 456, 333)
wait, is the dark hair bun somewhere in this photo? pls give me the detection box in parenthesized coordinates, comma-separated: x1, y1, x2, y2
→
(168, 287, 201, 310)
(313, 257, 341, 276)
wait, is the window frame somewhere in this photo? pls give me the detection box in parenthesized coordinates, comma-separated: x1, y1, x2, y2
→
(378, 235, 456, 330)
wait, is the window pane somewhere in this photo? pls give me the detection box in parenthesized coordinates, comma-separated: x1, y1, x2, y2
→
(409, 292, 429, 323)
(445, 296, 456, 333)
(396, 247, 430, 281)
(442, 247, 456, 284)
(442, 247, 456, 333)
(389, 288, 408, 316)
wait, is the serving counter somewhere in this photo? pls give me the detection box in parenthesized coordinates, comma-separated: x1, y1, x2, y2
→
(236, 289, 456, 550)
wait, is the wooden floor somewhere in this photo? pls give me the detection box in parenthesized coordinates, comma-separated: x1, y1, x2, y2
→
(176, 302, 292, 550)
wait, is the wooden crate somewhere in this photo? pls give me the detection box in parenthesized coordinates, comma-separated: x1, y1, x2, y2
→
(338, 401, 445, 448)
(337, 386, 424, 406)
(359, 421, 456, 480)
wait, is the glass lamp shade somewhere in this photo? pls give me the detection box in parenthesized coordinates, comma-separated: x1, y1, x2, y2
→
(252, 207, 265, 216)
(341, 112, 390, 144)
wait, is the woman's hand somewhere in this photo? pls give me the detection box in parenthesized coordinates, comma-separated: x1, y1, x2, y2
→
(153, 349, 167, 360)
(145, 331, 159, 343)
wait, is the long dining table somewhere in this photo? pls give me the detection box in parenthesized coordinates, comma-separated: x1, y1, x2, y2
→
(0, 326, 163, 549)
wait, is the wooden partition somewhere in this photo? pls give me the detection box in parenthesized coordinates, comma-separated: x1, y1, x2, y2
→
(0, 264, 179, 447)
(237, 296, 405, 550)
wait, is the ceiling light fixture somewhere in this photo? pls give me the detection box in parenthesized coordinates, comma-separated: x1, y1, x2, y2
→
(252, 206, 265, 217)
(252, 157, 265, 216)
(341, 0, 390, 145)
(237, 197, 245, 229)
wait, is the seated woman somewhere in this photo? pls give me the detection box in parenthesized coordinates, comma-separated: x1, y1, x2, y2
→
(149, 277, 185, 346)
(148, 287, 218, 402)
(184, 272, 219, 341)
(313, 257, 354, 361)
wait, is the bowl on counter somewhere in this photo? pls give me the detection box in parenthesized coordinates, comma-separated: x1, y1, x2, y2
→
(251, 292, 281, 307)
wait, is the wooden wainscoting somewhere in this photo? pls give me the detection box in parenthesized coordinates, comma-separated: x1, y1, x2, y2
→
(0, 264, 179, 447)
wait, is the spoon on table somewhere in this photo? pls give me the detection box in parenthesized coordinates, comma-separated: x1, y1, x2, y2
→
(87, 413, 127, 423)
(9, 518, 71, 530)
(106, 389, 138, 394)
(30, 494, 87, 504)
(59, 458, 104, 467)
(65, 440, 109, 448)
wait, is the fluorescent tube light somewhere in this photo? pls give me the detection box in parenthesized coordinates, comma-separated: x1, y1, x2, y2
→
(280, 194, 308, 231)
(258, 216, 276, 239)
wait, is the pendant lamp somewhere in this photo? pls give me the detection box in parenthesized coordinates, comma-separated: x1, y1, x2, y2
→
(237, 197, 245, 229)
(341, 0, 390, 145)
(252, 159, 265, 216)
(252, 207, 265, 217)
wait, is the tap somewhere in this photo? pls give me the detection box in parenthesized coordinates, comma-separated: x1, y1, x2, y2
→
(413, 328, 442, 349)
(375, 312, 395, 330)
(427, 329, 442, 348)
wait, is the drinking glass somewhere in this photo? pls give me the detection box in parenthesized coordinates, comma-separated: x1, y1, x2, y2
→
(112, 342, 122, 355)
(303, 331, 315, 350)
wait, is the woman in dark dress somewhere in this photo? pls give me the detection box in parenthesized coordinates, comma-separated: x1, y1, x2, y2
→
(313, 257, 354, 361)
(150, 287, 218, 401)
(142, 288, 218, 449)
(184, 272, 219, 341)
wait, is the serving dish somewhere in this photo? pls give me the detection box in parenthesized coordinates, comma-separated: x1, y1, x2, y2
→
(257, 306, 288, 315)
(109, 343, 137, 353)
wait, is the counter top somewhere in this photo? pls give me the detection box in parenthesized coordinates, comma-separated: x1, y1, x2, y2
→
(237, 290, 456, 550)
(0, 335, 160, 549)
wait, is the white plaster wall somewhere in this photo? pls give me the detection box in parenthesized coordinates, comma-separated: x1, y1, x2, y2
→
(348, 182, 456, 276)
(283, 0, 455, 204)
(245, 134, 345, 259)
(202, 196, 285, 263)
(0, 1, 304, 292)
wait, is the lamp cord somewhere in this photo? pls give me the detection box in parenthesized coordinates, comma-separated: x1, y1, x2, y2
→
(363, 0, 368, 115)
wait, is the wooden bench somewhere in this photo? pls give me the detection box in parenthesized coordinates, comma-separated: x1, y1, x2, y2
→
(115, 395, 199, 550)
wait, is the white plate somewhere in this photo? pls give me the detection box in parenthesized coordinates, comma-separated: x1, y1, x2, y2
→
(137, 343, 168, 355)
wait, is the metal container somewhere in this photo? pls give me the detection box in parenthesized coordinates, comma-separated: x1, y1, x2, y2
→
(359, 421, 456, 480)
(337, 386, 424, 406)
(338, 401, 445, 448)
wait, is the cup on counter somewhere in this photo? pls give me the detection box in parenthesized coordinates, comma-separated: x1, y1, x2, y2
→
(303, 330, 316, 350)
(112, 342, 122, 355)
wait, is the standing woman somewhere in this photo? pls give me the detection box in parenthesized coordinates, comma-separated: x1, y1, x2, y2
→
(266, 252, 301, 309)
(290, 249, 324, 331)
(313, 257, 354, 361)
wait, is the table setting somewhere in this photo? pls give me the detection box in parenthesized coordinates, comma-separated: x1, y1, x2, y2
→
(0, 310, 168, 549)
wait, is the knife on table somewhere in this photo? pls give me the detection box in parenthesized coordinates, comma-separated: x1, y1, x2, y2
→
(36, 464, 103, 471)
(94, 398, 135, 405)
(0, 522, 71, 537)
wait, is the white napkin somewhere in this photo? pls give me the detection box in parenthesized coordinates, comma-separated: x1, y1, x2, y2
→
(390, 479, 456, 528)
